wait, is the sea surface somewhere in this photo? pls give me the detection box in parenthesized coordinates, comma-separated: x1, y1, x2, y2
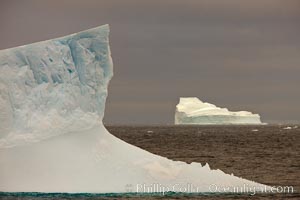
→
(1, 125, 299, 200)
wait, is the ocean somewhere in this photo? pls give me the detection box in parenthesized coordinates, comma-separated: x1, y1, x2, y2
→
(1, 125, 299, 200)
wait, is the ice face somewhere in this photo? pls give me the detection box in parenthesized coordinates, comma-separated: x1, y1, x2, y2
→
(175, 97, 263, 125)
(0, 25, 269, 193)
(0, 25, 112, 146)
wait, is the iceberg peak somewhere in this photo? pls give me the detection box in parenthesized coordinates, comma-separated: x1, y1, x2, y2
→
(0, 24, 113, 147)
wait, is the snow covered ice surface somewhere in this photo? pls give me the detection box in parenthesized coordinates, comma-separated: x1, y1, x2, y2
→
(175, 97, 263, 125)
(0, 25, 269, 193)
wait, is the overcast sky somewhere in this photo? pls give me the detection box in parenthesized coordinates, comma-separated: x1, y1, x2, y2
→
(1, 0, 299, 124)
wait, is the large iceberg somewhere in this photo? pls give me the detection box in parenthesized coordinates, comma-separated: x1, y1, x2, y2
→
(175, 97, 263, 125)
(0, 25, 268, 193)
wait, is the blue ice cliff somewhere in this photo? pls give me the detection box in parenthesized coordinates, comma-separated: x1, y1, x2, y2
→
(0, 25, 269, 193)
(0, 25, 112, 146)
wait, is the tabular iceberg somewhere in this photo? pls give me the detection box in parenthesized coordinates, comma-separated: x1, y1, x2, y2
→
(0, 25, 268, 193)
(175, 97, 263, 125)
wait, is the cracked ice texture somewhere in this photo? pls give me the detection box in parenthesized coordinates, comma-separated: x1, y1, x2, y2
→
(0, 25, 112, 147)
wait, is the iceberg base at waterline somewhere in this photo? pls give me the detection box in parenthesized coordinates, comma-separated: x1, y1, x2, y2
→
(0, 25, 268, 193)
(0, 123, 269, 193)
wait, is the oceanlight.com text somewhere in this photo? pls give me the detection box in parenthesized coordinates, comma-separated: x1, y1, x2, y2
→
(124, 183, 294, 196)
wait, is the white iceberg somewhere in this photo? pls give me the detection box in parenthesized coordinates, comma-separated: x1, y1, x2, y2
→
(0, 25, 268, 193)
(175, 97, 263, 125)
(283, 126, 292, 130)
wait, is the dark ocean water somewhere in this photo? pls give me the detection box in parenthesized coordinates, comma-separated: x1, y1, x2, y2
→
(1, 125, 299, 200)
